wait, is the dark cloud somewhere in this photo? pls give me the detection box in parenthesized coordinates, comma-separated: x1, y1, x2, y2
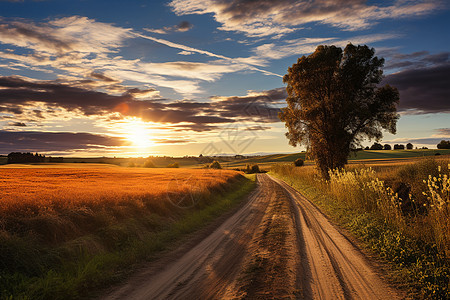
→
(435, 128, 450, 136)
(33, 109, 44, 118)
(144, 21, 193, 34)
(153, 138, 190, 144)
(0, 76, 235, 131)
(170, 0, 438, 36)
(210, 87, 286, 123)
(383, 63, 450, 114)
(89, 72, 118, 82)
(8, 121, 26, 126)
(384, 51, 450, 70)
(0, 130, 126, 153)
(0, 21, 73, 53)
(176, 21, 193, 32)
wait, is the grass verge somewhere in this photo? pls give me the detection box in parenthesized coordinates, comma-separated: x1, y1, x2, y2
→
(0, 174, 256, 300)
(270, 164, 448, 300)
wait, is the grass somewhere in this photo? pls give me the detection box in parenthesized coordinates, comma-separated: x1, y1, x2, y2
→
(0, 165, 256, 299)
(270, 157, 449, 299)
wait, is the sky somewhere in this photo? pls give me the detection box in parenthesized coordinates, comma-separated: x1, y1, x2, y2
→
(0, 0, 449, 157)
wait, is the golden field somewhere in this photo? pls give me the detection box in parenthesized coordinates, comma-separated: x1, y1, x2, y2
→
(0, 164, 252, 299)
(0, 164, 242, 242)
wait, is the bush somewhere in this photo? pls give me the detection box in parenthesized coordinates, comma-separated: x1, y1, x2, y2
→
(143, 160, 155, 168)
(394, 144, 405, 150)
(384, 144, 392, 150)
(437, 140, 450, 149)
(245, 164, 261, 174)
(166, 163, 179, 168)
(209, 161, 222, 169)
(370, 142, 383, 150)
(294, 158, 304, 167)
(406, 143, 413, 150)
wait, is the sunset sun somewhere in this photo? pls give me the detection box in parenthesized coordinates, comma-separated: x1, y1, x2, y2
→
(125, 120, 154, 149)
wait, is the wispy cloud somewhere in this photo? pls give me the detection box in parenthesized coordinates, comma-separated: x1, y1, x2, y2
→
(144, 20, 193, 34)
(0, 16, 283, 96)
(250, 34, 399, 62)
(169, 0, 441, 37)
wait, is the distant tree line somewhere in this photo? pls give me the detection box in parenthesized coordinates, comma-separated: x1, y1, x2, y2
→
(365, 141, 449, 150)
(7, 152, 63, 164)
(7, 152, 45, 163)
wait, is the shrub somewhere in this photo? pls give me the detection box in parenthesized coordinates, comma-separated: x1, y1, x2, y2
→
(143, 160, 155, 168)
(406, 143, 413, 150)
(384, 144, 392, 150)
(437, 140, 450, 149)
(294, 158, 304, 167)
(251, 164, 260, 173)
(209, 161, 222, 169)
(244, 164, 261, 174)
(370, 142, 383, 150)
(167, 163, 179, 168)
(394, 144, 405, 150)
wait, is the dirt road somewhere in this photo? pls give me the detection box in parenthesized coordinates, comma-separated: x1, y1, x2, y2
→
(101, 174, 401, 300)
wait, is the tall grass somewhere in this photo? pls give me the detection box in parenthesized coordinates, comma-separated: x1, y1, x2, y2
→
(0, 166, 254, 299)
(271, 158, 449, 299)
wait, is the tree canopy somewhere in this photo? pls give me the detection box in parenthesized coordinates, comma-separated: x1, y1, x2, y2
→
(437, 140, 450, 149)
(279, 44, 399, 178)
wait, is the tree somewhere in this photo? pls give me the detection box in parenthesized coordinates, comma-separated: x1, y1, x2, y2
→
(384, 144, 392, 150)
(394, 144, 405, 150)
(406, 142, 413, 150)
(209, 160, 222, 169)
(279, 44, 399, 178)
(370, 142, 383, 150)
(294, 158, 304, 167)
(437, 140, 450, 149)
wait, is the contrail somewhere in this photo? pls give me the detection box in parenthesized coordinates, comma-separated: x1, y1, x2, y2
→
(134, 32, 283, 78)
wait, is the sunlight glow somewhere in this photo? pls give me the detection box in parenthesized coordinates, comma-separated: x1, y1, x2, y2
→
(124, 119, 155, 150)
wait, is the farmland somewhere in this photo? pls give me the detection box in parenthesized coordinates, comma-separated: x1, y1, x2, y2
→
(0, 165, 254, 299)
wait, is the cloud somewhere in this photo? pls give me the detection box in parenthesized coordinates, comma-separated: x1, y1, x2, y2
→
(144, 21, 193, 34)
(209, 87, 286, 123)
(435, 128, 450, 137)
(0, 130, 126, 153)
(89, 72, 118, 82)
(0, 77, 288, 134)
(153, 138, 190, 144)
(0, 16, 132, 54)
(0, 16, 282, 95)
(383, 63, 450, 114)
(0, 76, 234, 131)
(382, 50, 450, 71)
(178, 50, 194, 55)
(249, 34, 398, 64)
(8, 121, 26, 126)
(169, 0, 440, 37)
(134, 32, 283, 78)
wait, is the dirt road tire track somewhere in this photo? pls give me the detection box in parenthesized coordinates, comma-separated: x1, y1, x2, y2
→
(101, 174, 401, 300)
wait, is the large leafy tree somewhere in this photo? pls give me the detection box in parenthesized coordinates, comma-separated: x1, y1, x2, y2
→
(279, 44, 399, 178)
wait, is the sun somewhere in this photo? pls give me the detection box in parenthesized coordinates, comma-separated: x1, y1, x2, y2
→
(125, 120, 154, 149)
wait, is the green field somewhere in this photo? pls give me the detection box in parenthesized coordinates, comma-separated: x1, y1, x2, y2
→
(1, 149, 449, 168)
(222, 149, 450, 169)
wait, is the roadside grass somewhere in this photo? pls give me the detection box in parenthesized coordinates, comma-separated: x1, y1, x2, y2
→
(0, 168, 256, 299)
(270, 158, 449, 299)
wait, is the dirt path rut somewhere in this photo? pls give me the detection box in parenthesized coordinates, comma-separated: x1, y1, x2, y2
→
(101, 174, 401, 300)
